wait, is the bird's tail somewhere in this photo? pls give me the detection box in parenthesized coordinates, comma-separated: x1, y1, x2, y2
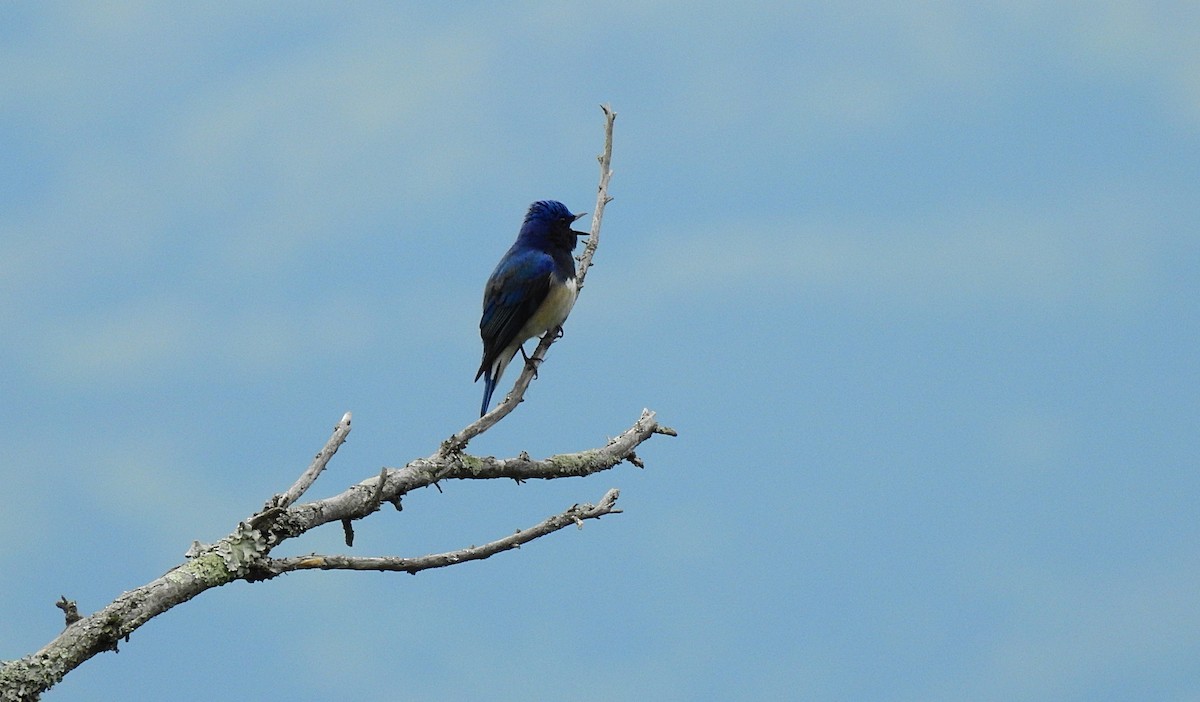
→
(477, 348, 517, 416)
(479, 370, 498, 417)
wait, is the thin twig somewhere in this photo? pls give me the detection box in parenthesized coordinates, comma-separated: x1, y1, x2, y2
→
(576, 103, 616, 292)
(277, 412, 352, 508)
(55, 597, 81, 627)
(266, 489, 621, 576)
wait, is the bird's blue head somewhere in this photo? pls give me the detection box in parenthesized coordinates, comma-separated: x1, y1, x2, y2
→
(520, 200, 588, 251)
(525, 200, 582, 224)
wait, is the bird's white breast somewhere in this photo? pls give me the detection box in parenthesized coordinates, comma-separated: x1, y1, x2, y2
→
(519, 276, 578, 342)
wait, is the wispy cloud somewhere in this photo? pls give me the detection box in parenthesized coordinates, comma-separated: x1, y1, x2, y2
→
(617, 186, 1162, 314)
(28, 290, 393, 386)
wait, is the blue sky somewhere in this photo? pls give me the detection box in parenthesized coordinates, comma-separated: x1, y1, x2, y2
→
(2, 3, 1198, 700)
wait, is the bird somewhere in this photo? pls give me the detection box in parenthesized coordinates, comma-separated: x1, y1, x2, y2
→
(476, 200, 588, 416)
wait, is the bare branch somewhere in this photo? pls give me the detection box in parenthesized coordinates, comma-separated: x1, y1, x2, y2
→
(0, 406, 672, 700)
(276, 411, 353, 508)
(266, 489, 621, 577)
(1, 554, 230, 700)
(280, 409, 666, 540)
(576, 103, 616, 292)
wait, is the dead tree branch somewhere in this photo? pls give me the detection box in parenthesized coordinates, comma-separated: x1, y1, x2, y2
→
(266, 488, 622, 576)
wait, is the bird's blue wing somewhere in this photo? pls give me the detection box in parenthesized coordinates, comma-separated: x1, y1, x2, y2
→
(476, 248, 554, 380)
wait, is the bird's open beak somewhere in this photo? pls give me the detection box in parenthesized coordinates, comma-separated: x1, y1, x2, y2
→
(571, 212, 589, 237)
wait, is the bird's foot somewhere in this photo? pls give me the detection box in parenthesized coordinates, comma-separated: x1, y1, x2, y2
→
(519, 345, 542, 378)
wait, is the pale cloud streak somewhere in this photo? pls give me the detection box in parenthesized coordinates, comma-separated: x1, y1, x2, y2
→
(622, 186, 1161, 315)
